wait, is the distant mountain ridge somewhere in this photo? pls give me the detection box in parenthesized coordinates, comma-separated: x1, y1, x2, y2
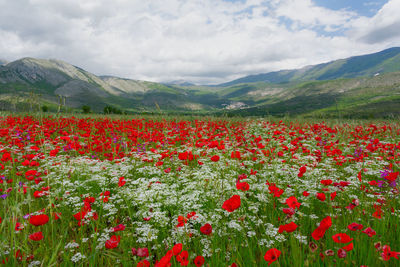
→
(0, 57, 213, 112)
(218, 47, 400, 87)
(1, 47, 400, 118)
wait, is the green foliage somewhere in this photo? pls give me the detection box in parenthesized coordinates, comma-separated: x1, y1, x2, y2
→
(41, 105, 49, 112)
(103, 105, 123, 114)
(81, 105, 91, 114)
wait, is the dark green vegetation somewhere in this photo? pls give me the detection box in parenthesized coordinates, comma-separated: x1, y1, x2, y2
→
(1, 47, 400, 118)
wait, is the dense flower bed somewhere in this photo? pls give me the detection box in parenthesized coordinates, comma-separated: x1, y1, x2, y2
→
(0, 115, 399, 266)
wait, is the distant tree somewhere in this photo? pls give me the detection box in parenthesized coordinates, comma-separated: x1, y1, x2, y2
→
(104, 105, 113, 114)
(41, 105, 49, 112)
(104, 105, 123, 114)
(82, 105, 91, 114)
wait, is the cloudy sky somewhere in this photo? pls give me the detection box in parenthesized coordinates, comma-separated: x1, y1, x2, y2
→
(1, 0, 400, 84)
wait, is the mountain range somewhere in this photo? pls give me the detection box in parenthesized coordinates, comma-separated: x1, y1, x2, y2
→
(217, 47, 400, 86)
(1, 47, 400, 118)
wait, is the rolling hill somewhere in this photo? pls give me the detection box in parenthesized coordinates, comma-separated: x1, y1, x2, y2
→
(218, 47, 400, 87)
(1, 47, 400, 118)
(0, 58, 224, 113)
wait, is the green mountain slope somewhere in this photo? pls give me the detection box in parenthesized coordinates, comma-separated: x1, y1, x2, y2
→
(0, 58, 223, 113)
(218, 47, 400, 87)
(1, 49, 400, 118)
(222, 71, 400, 118)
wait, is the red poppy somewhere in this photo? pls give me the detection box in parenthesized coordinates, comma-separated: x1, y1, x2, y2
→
(113, 224, 126, 232)
(298, 166, 306, 177)
(362, 227, 376, 237)
(386, 172, 399, 182)
(118, 176, 126, 187)
(222, 195, 241, 212)
(176, 250, 189, 266)
(105, 235, 120, 249)
(269, 185, 284, 197)
(176, 216, 188, 227)
(381, 245, 400, 261)
(312, 216, 332, 240)
(316, 193, 326, 201)
(347, 223, 363, 231)
(193, 255, 205, 267)
(173, 243, 183, 256)
(210, 155, 220, 162)
(137, 259, 150, 267)
(320, 179, 333, 186)
(29, 214, 49, 226)
(312, 227, 327, 241)
(200, 223, 212, 235)
(137, 248, 149, 258)
(319, 216, 332, 229)
(372, 205, 382, 219)
(29, 231, 44, 241)
(236, 182, 249, 191)
(278, 222, 298, 233)
(282, 208, 295, 216)
(332, 233, 353, 243)
(341, 242, 354, 252)
(264, 248, 281, 265)
(286, 196, 301, 209)
(337, 248, 347, 258)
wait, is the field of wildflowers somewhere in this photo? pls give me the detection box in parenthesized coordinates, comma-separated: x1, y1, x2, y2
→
(0, 115, 399, 266)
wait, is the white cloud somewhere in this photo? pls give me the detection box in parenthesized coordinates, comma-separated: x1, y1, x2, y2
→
(0, 0, 398, 84)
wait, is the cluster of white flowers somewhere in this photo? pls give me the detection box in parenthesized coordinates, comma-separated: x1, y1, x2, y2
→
(71, 252, 86, 263)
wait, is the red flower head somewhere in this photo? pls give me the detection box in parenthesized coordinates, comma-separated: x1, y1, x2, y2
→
(29, 214, 49, 226)
(269, 185, 284, 197)
(298, 166, 306, 177)
(362, 227, 376, 237)
(278, 222, 298, 233)
(341, 242, 354, 252)
(137, 259, 150, 267)
(312, 216, 332, 241)
(137, 247, 149, 258)
(193, 255, 205, 267)
(200, 223, 212, 235)
(282, 208, 295, 216)
(176, 250, 189, 266)
(118, 177, 126, 187)
(29, 231, 44, 241)
(113, 224, 126, 232)
(337, 248, 347, 258)
(236, 182, 249, 191)
(105, 235, 120, 249)
(332, 233, 353, 244)
(173, 243, 183, 256)
(222, 195, 241, 212)
(316, 193, 326, 201)
(264, 248, 281, 265)
(286, 196, 301, 209)
(381, 245, 400, 261)
(320, 179, 333, 186)
(347, 223, 363, 231)
(210, 155, 220, 162)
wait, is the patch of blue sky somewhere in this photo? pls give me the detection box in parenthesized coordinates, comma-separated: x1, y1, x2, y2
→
(312, 0, 388, 17)
(277, 16, 347, 37)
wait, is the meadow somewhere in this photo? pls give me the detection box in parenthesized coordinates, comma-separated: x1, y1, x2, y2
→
(0, 114, 399, 266)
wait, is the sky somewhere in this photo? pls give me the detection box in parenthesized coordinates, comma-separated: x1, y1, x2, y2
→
(1, 0, 399, 84)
